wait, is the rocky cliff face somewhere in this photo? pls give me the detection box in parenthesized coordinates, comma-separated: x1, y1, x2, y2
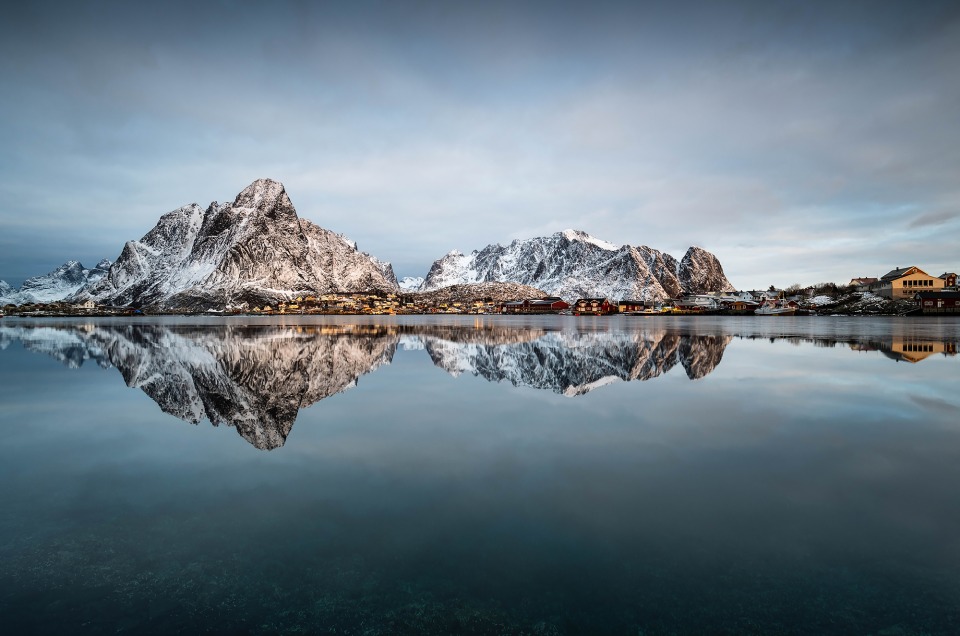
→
(76, 179, 398, 310)
(421, 229, 735, 301)
(678, 246, 732, 295)
(0, 259, 111, 305)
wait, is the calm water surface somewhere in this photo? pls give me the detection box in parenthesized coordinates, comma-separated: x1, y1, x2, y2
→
(1, 315, 959, 635)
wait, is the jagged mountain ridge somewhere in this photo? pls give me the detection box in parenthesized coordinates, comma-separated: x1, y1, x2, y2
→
(75, 179, 398, 310)
(0, 259, 111, 305)
(421, 229, 735, 301)
(398, 276, 424, 291)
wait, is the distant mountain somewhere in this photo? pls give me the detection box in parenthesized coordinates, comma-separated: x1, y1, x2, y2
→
(421, 229, 735, 301)
(75, 179, 398, 310)
(398, 276, 424, 291)
(0, 259, 111, 305)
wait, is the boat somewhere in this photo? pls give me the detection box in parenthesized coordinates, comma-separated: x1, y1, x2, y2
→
(621, 306, 666, 316)
(755, 299, 797, 315)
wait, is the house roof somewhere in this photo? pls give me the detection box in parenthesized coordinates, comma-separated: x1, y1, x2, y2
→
(880, 267, 914, 281)
(575, 298, 610, 303)
(880, 266, 929, 281)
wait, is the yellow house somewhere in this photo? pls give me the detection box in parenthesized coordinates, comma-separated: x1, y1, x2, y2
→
(874, 266, 944, 299)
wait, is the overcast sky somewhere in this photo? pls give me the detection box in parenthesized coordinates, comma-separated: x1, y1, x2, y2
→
(1, 0, 958, 289)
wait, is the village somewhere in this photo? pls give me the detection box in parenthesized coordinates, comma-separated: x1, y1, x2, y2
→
(3, 265, 958, 318)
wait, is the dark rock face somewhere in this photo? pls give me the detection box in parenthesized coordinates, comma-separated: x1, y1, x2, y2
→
(421, 229, 735, 301)
(77, 179, 398, 310)
(678, 247, 731, 295)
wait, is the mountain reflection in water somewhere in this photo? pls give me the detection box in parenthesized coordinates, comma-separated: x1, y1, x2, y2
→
(1, 317, 958, 450)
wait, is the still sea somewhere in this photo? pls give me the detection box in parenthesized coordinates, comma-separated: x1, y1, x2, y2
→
(0, 315, 958, 635)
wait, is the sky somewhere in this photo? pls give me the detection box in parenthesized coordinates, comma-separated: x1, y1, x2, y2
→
(1, 0, 958, 290)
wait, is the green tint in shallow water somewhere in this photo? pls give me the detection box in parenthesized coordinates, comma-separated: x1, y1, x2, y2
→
(0, 315, 959, 635)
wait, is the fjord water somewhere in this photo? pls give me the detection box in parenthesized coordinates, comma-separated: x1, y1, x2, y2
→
(1, 316, 958, 635)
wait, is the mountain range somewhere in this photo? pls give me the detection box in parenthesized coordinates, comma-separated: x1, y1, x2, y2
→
(420, 229, 734, 301)
(0, 179, 735, 309)
(0, 259, 112, 305)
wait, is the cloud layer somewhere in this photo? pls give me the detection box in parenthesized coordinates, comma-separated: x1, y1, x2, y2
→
(1, 0, 958, 288)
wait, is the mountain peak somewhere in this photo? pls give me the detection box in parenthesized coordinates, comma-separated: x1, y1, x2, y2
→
(233, 178, 287, 210)
(559, 229, 619, 251)
(76, 180, 398, 309)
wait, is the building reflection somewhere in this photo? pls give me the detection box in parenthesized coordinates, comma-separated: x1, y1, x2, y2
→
(882, 337, 957, 363)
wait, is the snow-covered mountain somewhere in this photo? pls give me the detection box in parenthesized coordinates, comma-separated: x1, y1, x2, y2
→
(75, 179, 398, 310)
(421, 229, 735, 301)
(0, 280, 14, 301)
(0, 259, 111, 305)
(398, 276, 424, 291)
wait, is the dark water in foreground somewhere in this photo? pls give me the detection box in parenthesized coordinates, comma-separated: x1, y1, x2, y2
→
(1, 315, 959, 635)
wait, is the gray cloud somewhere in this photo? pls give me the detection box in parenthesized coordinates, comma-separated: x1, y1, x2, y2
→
(1, 0, 958, 288)
(908, 210, 960, 229)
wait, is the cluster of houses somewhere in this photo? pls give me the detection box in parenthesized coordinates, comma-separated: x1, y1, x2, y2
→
(850, 266, 960, 314)
(495, 266, 960, 316)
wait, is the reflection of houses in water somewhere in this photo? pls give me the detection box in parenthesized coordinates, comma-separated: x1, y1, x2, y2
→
(883, 337, 958, 363)
(737, 331, 960, 365)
